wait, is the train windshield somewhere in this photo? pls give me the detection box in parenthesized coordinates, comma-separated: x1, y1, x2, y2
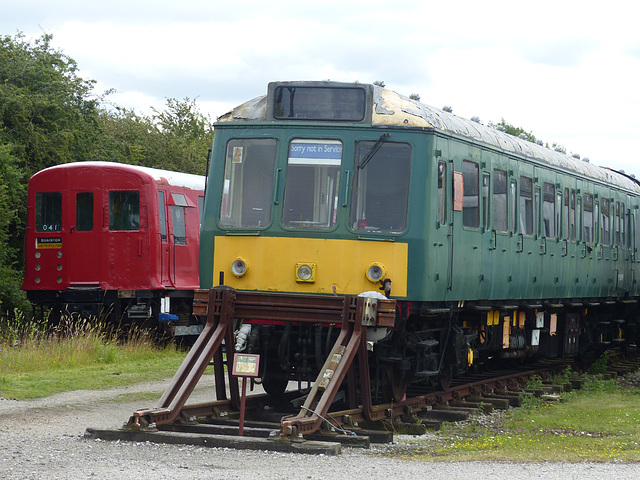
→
(350, 140, 411, 233)
(220, 138, 277, 228)
(282, 139, 342, 229)
(35, 192, 62, 232)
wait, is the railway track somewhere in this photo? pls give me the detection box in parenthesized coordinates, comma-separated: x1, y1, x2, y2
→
(86, 359, 627, 455)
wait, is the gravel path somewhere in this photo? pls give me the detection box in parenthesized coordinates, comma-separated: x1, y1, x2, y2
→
(2, 378, 640, 480)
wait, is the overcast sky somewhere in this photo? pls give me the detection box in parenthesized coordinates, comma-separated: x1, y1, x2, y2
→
(4, 1, 640, 175)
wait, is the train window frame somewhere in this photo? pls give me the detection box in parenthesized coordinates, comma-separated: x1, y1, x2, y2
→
(542, 182, 555, 238)
(601, 197, 610, 246)
(282, 138, 343, 231)
(271, 85, 367, 122)
(563, 187, 570, 240)
(171, 205, 187, 245)
(584, 193, 594, 243)
(219, 138, 278, 229)
(621, 202, 626, 247)
(535, 185, 541, 237)
(493, 169, 508, 233)
(482, 172, 490, 231)
(519, 176, 533, 236)
(35, 192, 62, 232)
(75, 192, 94, 232)
(159, 191, 167, 241)
(437, 161, 447, 227)
(509, 179, 517, 234)
(570, 190, 576, 241)
(462, 160, 480, 229)
(350, 140, 411, 234)
(615, 200, 621, 246)
(108, 190, 140, 231)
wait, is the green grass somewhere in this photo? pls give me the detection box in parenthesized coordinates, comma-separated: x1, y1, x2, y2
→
(399, 375, 640, 462)
(0, 315, 187, 399)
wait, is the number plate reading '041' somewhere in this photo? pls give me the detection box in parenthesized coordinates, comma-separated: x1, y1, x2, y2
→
(36, 237, 62, 249)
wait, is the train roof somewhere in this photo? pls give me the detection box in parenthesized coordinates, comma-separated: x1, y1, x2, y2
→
(32, 161, 205, 191)
(218, 81, 640, 194)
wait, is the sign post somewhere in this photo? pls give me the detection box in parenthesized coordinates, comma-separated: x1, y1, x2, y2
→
(231, 353, 260, 436)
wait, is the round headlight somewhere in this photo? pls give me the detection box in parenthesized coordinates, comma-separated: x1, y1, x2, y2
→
(297, 264, 313, 281)
(231, 258, 248, 277)
(366, 263, 385, 283)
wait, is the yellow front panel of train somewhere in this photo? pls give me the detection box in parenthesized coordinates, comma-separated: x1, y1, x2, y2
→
(213, 236, 408, 296)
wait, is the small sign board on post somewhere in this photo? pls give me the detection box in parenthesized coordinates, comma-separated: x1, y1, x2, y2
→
(232, 354, 261, 436)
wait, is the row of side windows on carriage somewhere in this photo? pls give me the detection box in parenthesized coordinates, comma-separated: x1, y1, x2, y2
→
(34, 189, 204, 244)
(447, 158, 635, 249)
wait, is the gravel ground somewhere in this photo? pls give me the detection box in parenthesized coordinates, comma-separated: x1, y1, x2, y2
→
(2, 377, 640, 480)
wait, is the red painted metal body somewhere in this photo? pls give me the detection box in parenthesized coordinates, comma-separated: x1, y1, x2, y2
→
(21, 162, 205, 329)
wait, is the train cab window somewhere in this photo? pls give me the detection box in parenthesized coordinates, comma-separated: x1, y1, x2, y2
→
(35, 192, 62, 232)
(351, 141, 411, 233)
(220, 138, 277, 228)
(461, 160, 479, 228)
(438, 162, 446, 226)
(542, 182, 555, 237)
(172, 206, 186, 245)
(493, 169, 507, 232)
(282, 139, 342, 229)
(601, 198, 610, 245)
(519, 176, 533, 235)
(584, 193, 594, 243)
(75, 192, 93, 231)
(159, 192, 167, 240)
(109, 191, 140, 231)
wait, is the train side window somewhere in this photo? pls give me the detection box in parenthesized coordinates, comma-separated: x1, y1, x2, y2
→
(482, 173, 489, 230)
(220, 138, 277, 228)
(556, 190, 562, 239)
(76, 192, 93, 231)
(615, 201, 620, 246)
(535, 186, 541, 236)
(576, 196, 582, 242)
(493, 169, 507, 232)
(462, 160, 479, 228)
(510, 179, 517, 234)
(584, 194, 593, 243)
(198, 196, 204, 227)
(519, 176, 533, 235)
(438, 161, 446, 226)
(542, 182, 555, 237)
(621, 202, 625, 247)
(570, 190, 576, 241)
(109, 191, 140, 231)
(601, 198, 610, 245)
(283, 139, 342, 229)
(563, 188, 570, 240)
(35, 192, 62, 232)
(172, 206, 186, 245)
(159, 192, 167, 241)
(351, 141, 411, 233)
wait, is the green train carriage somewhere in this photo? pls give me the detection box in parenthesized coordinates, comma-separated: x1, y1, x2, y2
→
(199, 81, 640, 398)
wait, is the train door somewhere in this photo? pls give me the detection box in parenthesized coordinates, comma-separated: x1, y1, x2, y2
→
(487, 156, 511, 300)
(516, 163, 535, 298)
(167, 192, 197, 287)
(158, 191, 172, 286)
(447, 156, 483, 300)
(66, 188, 100, 283)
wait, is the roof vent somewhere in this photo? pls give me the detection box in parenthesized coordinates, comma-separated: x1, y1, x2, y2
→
(442, 106, 453, 113)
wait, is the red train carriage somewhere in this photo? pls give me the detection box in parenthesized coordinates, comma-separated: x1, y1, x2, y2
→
(21, 161, 206, 336)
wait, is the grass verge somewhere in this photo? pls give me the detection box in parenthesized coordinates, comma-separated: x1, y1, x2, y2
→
(0, 315, 187, 399)
(395, 375, 640, 462)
